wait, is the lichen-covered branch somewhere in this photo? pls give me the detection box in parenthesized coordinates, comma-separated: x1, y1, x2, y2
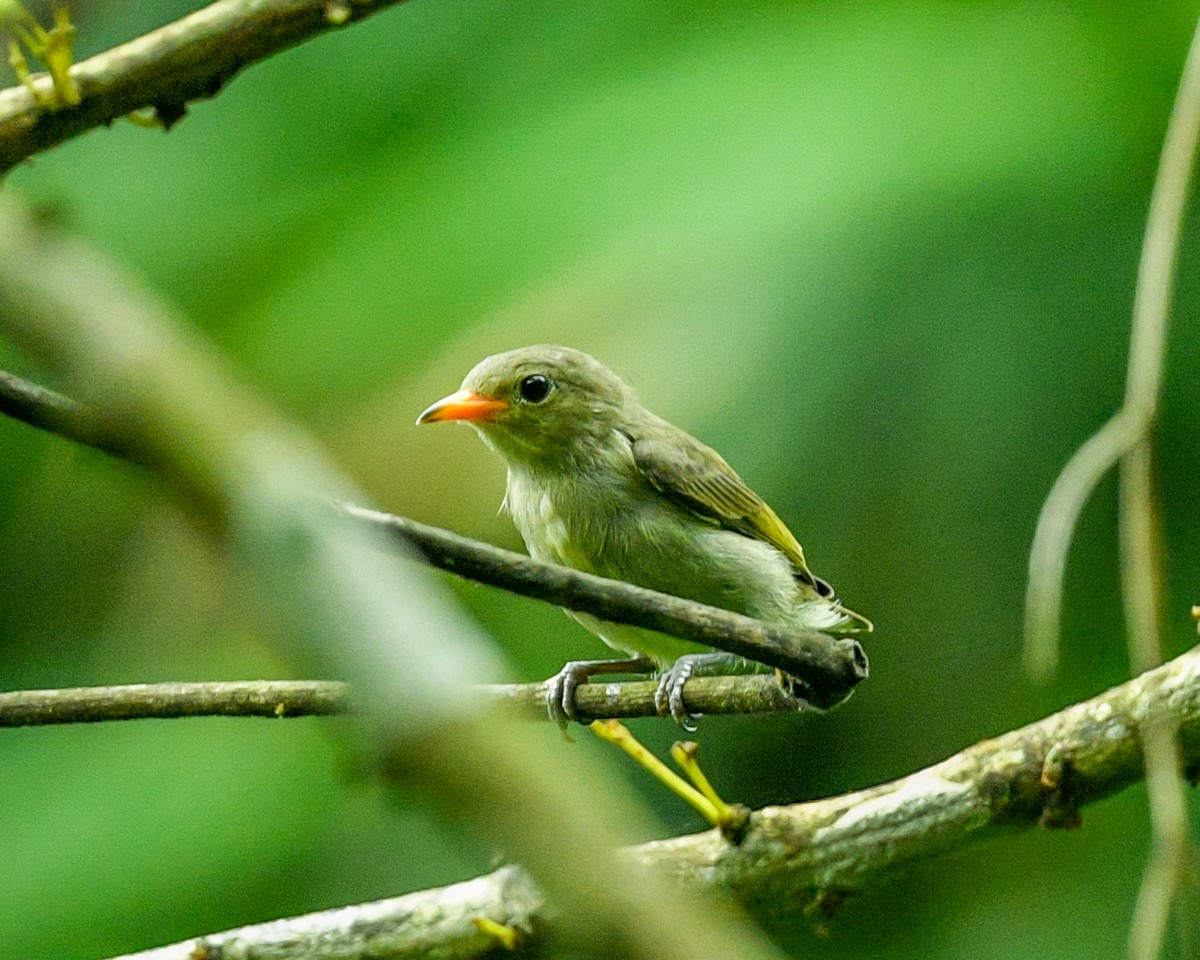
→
(0, 674, 805, 726)
(0, 368, 868, 707)
(633, 642, 1200, 909)
(0, 0, 411, 175)
(102, 644, 1200, 960)
(111, 865, 545, 960)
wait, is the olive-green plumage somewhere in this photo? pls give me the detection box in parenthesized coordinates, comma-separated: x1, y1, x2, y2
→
(418, 344, 868, 725)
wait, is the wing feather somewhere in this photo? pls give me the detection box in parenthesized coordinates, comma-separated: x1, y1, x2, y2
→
(626, 424, 828, 593)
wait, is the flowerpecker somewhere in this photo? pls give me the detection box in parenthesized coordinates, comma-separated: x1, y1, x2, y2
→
(418, 345, 869, 727)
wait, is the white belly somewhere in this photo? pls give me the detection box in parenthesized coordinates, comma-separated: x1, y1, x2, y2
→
(503, 465, 846, 663)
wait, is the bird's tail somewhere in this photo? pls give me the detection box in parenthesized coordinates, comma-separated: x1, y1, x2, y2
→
(794, 570, 873, 634)
(794, 593, 874, 635)
(834, 602, 874, 634)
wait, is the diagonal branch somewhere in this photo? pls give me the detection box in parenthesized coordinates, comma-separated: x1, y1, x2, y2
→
(0, 0, 412, 176)
(0, 368, 868, 707)
(103, 643, 1200, 960)
(342, 503, 867, 705)
(0, 367, 125, 455)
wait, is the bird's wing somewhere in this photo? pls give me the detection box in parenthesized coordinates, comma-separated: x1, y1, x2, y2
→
(625, 423, 831, 596)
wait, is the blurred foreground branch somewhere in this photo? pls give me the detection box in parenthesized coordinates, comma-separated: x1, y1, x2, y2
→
(0, 195, 789, 960)
(0, 0, 412, 176)
(0, 674, 804, 726)
(107, 643, 1200, 960)
(0, 368, 867, 707)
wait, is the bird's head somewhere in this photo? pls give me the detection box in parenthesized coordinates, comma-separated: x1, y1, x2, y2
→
(417, 345, 635, 469)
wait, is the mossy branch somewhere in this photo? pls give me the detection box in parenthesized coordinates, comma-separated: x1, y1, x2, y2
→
(0, 674, 804, 726)
(102, 643, 1200, 960)
(0, 0, 412, 175)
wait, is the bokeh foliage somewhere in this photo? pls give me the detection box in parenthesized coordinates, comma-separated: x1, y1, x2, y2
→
(2, 1, 1199, 957)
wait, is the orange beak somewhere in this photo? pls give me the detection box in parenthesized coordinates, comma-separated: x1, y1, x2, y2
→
(416, 389, 509, 425)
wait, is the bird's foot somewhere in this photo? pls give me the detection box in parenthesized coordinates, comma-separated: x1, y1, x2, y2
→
(655, 652, 753, 730)
(545, 656, 654, 730)
(654, 660, 698, 730)
(545, 661, 594, 730)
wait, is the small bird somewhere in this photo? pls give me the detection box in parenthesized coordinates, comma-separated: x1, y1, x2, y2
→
(417, 345, 869, 727)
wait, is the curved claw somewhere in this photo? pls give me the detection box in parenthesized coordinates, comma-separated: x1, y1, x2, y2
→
(654, 661, 699, 731)
(544, 656, 655, 730)
(545, 661, 593, 729)
(655, 652, 754, 730)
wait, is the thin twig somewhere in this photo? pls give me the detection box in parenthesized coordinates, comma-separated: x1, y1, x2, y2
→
(0, 0, 413, 176)
(1024, 12, 1200, 678)
(0, 674, 806, 727)
(0, 681, 351, 725)
(486, 672, 805, 720)
(1129, 713, 1197, 960)
(1024, 412, 1142, 676)
(343, 504, 868, 704)
(0, 368, 868, 706)
(0, 367, 128, 457)
(1119, 13, 1200, 956)
(105, 642, 1200, 960)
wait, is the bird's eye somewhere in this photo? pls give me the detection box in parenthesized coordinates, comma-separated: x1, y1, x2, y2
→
(518, 374, 553, 403)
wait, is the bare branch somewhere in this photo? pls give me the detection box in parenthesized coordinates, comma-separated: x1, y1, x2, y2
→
(0, 0, 412, 176)
(0, 680, 350, 725)
(0, 674, 807, 726)
(0, 368, 868, 707)
(105, 643, 1200, 960)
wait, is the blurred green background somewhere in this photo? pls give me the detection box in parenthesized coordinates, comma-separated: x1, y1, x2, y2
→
(2, 1, 1199, 957)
